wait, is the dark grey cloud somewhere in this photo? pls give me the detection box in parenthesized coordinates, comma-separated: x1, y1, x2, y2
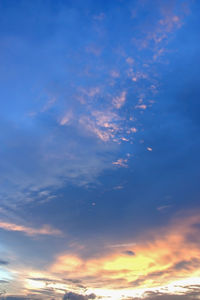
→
(122, 250, 135, 256)
(123, 286, 200, 300)
(28, 277, 58, 283)
(63, 292, 96, 300)
(63, 278, 83, 284)
(142, 291, 200, 300)
(0, 260, 9, 265)
(173, 258, 200, 271)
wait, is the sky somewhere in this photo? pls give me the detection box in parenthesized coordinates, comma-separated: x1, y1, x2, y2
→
(0, 0, 200, 299)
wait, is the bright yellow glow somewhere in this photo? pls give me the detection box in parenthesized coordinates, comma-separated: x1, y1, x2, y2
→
(9, 212, 200, 299)
(26, 279, 46, 290)
(103, 255, 153, 272)
(49, 212, 200, 291)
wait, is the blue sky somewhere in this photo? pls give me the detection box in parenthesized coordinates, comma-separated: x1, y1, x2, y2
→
(0, 0, 200, 299)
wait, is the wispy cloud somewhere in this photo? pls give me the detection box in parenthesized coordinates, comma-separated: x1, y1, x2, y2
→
(112, 91, 126, 109)
(0, 221, 62, 236)
(60, 110, 73, 126)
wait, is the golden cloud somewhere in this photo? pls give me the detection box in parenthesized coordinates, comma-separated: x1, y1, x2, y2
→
(49, 211, 200, 292)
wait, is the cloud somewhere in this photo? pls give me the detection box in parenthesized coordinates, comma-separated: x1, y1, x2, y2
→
(125, 287, 200, 300)
(79, 110, 122, 142)
(0, 221, 61, 236)
(0, 297, 32, 300)
(112, 91, 127, 109)
(0, 280, 9, 283)
(135, 104, 147, 110)
(0, 0, 191, 211)
(63, 292, 96, 300)
(0, 1, 197, 299)
(157, 205, 172, 212)
(0, 260, 9, 265)
(60, 110, 73, 126)
(122, 251, 135, 256)
(173, 258, 200, 271)
(0, 116, 119, 208)
(48, 211, 200, 295)
(109, 243, 136, 248)
(112, 158, 128, 167)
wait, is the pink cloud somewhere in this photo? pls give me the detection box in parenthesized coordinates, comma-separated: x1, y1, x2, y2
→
(112, 91, 127, 109)
(60, 110, 73, 126)
(112, 158, 128, 168)
(0, 221, 62, 236)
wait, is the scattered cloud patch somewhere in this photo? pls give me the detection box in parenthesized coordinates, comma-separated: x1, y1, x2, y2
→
(112, 158, 128, 168)
(112, 91, 127, 109)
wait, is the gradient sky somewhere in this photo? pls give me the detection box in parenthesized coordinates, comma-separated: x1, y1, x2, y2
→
(0, 0, 200, 299)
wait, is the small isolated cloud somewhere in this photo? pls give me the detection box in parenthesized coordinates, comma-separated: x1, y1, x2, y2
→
(122, 250, 135, 256)
(0, 221, 61, 237)
(60, 110, 73, 126)
(112, 91, 127, 109)
(112, 158, 128, 168)
(126, 57, 134, 65)
(135, 104, 147, 110)
(157, 205, 172, 212)
(109, 243, 136, 248)
(130, 127, 137, 133)
(63, 292, 96, 300)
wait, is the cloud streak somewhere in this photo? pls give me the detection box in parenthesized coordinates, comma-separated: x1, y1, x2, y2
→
(0, 221, 61, 236)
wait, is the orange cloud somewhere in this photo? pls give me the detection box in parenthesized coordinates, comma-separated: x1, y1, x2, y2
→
(11, 212, 200, 300)
(0, 221, 62, 236)
(49, 212, 200, 293)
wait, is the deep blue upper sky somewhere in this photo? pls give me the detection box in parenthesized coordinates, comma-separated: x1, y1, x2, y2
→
(0, 0, 200, 299)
